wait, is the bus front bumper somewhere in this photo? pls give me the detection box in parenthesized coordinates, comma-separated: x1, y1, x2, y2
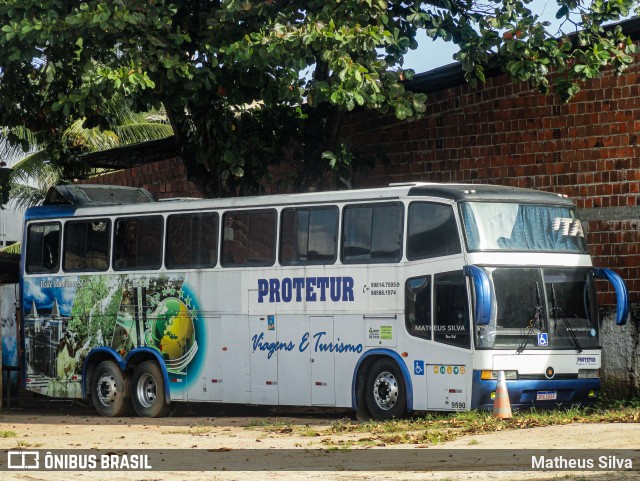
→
(470, 370, 601, 410)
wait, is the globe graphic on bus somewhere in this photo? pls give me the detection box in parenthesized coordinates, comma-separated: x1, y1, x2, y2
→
(148, 297, 198, 374)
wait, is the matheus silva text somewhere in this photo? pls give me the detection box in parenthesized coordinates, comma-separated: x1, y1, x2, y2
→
(532, 455, 633, 470)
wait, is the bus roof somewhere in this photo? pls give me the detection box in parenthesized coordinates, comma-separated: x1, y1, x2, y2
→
(406, 184, 574, 204)
(25, 182, 575, 220)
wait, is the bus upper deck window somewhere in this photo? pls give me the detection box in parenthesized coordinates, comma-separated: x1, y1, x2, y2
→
(342, 203, 403, 264)
(221, 210, 276, 267)
(26, 222, 61, 274)
(64, 219, 110, 272)
(166, 212, 218, 269)
(280, 207, 338, 265)
(407, 203, 461, 260)
(113, 216, 163, 270)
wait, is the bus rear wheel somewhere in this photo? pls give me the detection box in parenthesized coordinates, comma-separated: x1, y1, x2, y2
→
(131, 361, 169, 418)
(92, 360, 131, 417)
(365, 358, 407, 420)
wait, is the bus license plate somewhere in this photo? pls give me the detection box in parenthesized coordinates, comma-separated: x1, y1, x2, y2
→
(536, 391, 557, 401)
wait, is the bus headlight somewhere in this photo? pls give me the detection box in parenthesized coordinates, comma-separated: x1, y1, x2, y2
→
(480, 370, 518, 380)
(578, 369, 599, 379)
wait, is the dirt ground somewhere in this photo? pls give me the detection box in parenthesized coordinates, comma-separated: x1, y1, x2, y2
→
(0, 401, 639, 481)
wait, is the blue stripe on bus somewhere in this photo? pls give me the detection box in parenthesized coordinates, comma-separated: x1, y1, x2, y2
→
(352, 349, 414, 413)
(470, 370, 601, 410)
(24, 204, 77, 220)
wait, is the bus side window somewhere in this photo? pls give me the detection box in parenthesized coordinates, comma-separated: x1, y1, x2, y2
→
(434, 271, 470, 349)
(113, 216, 163, 270)
(64, 219, 110, 272)
(405, 276, 432, 340)
(166, 212, 218, 269)
(280, 207, 338, 265)
(407, 202, 461, 260)
(222, 210, 276, 267)
(26, 222, 61, 273)
(342, 203, 403, 263)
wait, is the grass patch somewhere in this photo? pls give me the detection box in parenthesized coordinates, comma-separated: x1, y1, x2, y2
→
(245, 419, 296, 434)
(13, 440, 43, 448)
(0, 430, 17, 438)
(243, 401, 640, 447)
(162, 423, 215, 436)
(298, 424, 323, 437)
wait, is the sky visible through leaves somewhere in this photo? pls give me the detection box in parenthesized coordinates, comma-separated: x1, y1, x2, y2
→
(404, 0, 628, 72)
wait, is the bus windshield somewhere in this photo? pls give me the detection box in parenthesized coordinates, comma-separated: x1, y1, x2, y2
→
(475, 267, 599, 351)
(461, 202, 587, 252)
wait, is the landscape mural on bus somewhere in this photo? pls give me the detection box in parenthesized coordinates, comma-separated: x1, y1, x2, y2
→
(22, 274, 203, 398)
(1, 284, 19, 392)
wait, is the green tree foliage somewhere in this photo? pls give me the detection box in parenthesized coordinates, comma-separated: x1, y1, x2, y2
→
(0, 0, 637, 196)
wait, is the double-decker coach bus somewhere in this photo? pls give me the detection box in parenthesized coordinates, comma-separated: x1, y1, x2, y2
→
(20, 183, 628, 419)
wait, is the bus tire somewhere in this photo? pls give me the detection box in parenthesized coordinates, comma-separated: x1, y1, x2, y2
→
(131, 361, 169, 418)
(365, 358, 407, 420)
(91, 360, 131, 417)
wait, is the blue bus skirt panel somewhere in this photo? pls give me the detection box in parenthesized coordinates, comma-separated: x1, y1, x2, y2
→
(351, 349, 414, 413)
(82, 347, 171, 404)
(470, 370, 601, 410)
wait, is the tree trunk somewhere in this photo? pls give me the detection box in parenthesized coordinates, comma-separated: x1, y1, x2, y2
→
(164, 102, 224, 198)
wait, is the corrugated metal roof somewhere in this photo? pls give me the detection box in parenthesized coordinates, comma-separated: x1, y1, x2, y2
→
(79, 136, 178, 170)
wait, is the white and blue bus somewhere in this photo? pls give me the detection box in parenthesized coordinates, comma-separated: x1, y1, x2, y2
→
(20, 183, 628, 419)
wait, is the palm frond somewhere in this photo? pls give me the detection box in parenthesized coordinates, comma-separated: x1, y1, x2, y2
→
(62, 119, 121, 151)
(10, 151, 60, 187)
(1, 96, 174, 209)
(0, 127, 37, 166)
(9, 183, 49, 209)
(100, 96, 168, 126)
(0, 242, 21, 254)
(114, 123, 174, 145)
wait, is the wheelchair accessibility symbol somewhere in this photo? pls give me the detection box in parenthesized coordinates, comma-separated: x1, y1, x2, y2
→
(414, 360, 425, 376)
(537, 332, 548, 347)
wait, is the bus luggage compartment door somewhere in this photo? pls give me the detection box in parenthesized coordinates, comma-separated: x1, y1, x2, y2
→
(188, 316, 223, 402)
(249, 315, 279, 405)
(426, 364, 467, 411)
(310, 316, 335, 405)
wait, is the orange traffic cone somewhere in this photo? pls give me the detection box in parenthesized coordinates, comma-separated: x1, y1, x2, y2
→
(493, 370, 512, 419)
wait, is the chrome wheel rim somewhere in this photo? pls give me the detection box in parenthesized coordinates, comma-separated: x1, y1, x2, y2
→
(373, 371, 398, 410)
(97, 374, 117, 406)
(137, 373, 157, 408)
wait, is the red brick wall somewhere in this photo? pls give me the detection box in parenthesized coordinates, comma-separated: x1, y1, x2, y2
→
(344, 59, 640, 306)
(81, 157, 204, 199)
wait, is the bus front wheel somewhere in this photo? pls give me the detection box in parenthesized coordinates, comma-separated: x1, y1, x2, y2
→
(131, 361, 169, 418)
(365, 358, 407, 420)
(92, 360, 131, 417)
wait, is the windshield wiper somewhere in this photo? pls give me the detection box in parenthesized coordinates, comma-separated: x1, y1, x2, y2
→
(516, 282, 545, 354)
(550, 284, 583, 353)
